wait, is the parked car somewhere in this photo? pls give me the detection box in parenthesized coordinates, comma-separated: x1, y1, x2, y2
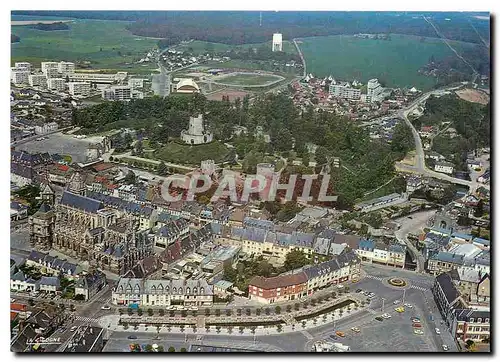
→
(404, 303, 413, 308)
(393, 300, 400, 305)
(382, 313, 391, 319)
(329, 335, 338, 340)
(101, 305, 111, 310)
(394, 307, 405, 313)
(70, 326, 78, 332)
(356, 289, 363, 293)
(412, 323, 422, 328)
(166, 305, 176, 310)
(335, 331, 345, 337)
(128, 335, 137, 340)
(413, 329, 424, 335)
(442, 345, 449, 351)
(435, 328, 441, 335)
(351, 327, 361, 333)
(375, 316, 384, 322)
(189, 306, 199, 311)
(411, 318, 421, 323)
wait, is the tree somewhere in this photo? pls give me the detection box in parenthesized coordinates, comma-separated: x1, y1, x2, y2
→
(159, 309, 165, 316)
(124, 170, 136, 185)
(315, 146, 329, 166)
(246, 308, 251, 316)
(157, 161, 168, 176)
(286, 305, 292, 313)
(274, 128, 293, 152)
(256, 308, 262, 316)
(275, 306, 281, 314)
(302, 152, 310, 167)
(180, 348, 187, 352)
(205, 308, 211, 316)
(474, 199, 484, 217)
(147, 308, 154, 316)
(168, 346, 176, 352)
(226, 309, 232, 316)
(157, 346, 164, 352)
(265, 308, 270, 315)
(145, 344, 154, 352)
(137, 308, 143, 316)
(283, 249, 309, 271)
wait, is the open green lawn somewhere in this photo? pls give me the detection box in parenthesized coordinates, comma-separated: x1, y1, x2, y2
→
(11, 17, 158, 73)
(156, 140, 230, 165)
(298, 34, 477, 90)
(215, 73, 283, 86)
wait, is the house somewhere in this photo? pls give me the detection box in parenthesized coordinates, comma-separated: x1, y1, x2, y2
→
(451, 309, 490, 345)
(432, 273, 465, 324)
(434, 161, 454, 175)
(477, 171, 490, 184)
(10, 271, 39, 292)
(112, 278, 213, 307)
(213, 280, 234, 296)
(10, 201, 29, 221)
(355, 193, 404, 212)
(39, 276, 60, 293)
(74, 271, 107, 300)
(355, 239, 406, 268)
(467, 159, 482, 171)
(427, 251, 465, 275)
(248, 272, 308, 304)
(426, 151, 446, 162)
(26, 250, 81, 279)
(406, 176, 424, 193)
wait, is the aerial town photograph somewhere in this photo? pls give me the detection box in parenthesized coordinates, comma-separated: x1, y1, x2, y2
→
(9, 5, 491, 354)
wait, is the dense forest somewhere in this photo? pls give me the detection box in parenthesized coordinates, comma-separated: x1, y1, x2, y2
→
(73, 92, 414, 209)
(29, 22, 69, 31)
(13, 11, 490, 45)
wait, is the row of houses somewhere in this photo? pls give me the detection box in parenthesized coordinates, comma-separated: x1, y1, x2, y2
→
(248, 250, 361, 304)
(432, 271, 490, 346)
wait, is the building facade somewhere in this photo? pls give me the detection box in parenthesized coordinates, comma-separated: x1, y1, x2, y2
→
(112, 278, 213, 307)
(248, 272, 308, 304)
(68, 82, 91, 97)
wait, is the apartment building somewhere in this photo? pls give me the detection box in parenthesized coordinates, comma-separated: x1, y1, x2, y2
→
(102, 85, 132, 101)
(11, 68, 30, 85)
(248, 272, 308, 304)
(434, 161, 454, 175)
(58, 61, 75, 76)
(29, 74, 48, 88)
(41, 62, 60, 78)
(68, 82, 91, 97)
(329, 83, 361, 100)
(47, 78, 66, 92)
(15, 62, 32, 72)
(356, 239, 407, 268)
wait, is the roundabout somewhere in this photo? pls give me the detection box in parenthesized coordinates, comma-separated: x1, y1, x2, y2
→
(387, 277, 407, 287)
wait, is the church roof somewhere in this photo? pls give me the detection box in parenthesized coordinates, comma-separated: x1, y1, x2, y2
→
(60, 191, 104, 213)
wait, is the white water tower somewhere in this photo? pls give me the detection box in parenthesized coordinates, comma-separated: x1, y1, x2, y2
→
(272, 33, 283, 52)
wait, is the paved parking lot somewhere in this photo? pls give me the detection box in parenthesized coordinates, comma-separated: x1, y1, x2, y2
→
(307, 272, 458, 352)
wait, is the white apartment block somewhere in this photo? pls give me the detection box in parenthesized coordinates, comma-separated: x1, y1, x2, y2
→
(102, 85, 132, 101)
(131, 90, 144, 99)
(68, 82, 91, 97)
(58, 61, 75, 76)
(367, 78, 383, 102)
(128, 78, 144, 89)
(329, 83, 361, 100)
(41, 61, 59, 75)
(44, 67, 60, 79)
(15, 62, 32, 72)
(35, 122, 58, 135)
(29, 74, 48, 88)
(47, 78, 66, 92)
(11, 68, 30, 85)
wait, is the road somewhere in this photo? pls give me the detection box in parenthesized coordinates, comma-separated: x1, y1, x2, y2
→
(393, 210, 436, 273)
(292, 38, 306, 79)
(394, 84, 489, 192)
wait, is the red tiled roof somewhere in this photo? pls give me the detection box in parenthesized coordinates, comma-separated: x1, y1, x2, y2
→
(57, 164, 69, 172)
(92, 162, 114, 172)
(249, 272, 308, 290)
(11, 303, 27, 312)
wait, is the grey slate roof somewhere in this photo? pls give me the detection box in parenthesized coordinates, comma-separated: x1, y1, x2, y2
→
(60, 191, 103, 213)
(435, 273, 460, 304)
(39, 276, 60, 288)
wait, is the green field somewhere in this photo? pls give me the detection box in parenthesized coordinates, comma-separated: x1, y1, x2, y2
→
(298, 34, 478, 90)
(11, 18, 158, 72)
(215, 73, 283, 86)
(156, 140, 230, 165)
